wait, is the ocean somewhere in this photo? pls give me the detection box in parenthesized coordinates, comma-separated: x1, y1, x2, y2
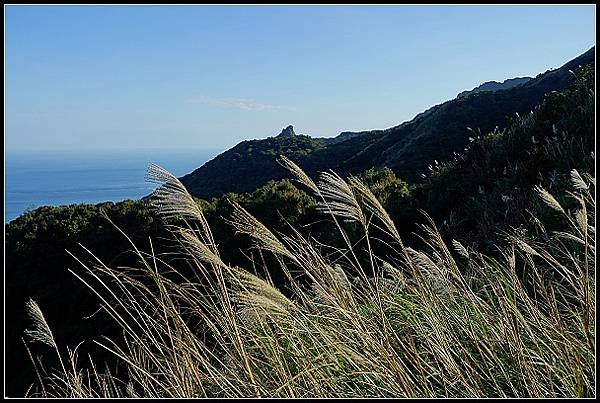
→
(4, 148, 220, 223)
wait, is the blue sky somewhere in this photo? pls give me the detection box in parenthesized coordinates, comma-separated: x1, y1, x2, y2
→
(5, 5, 596, 152)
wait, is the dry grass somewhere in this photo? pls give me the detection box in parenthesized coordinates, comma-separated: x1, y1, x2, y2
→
(23, 163, 595, 398)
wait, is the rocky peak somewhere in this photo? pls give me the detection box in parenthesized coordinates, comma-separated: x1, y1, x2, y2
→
(277, 125, 296, 138)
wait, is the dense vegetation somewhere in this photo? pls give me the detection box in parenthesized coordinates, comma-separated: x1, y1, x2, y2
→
(181, 134, 328, 199)
(397, 64, 596, 252)
(4, 53, 595, 397)
(19, 152, 596, 397)
(5, 201, 164, 397)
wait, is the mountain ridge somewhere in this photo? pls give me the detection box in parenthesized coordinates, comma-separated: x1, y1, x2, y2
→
(180, 46, 594, 200)
(457, 76, 532, 98)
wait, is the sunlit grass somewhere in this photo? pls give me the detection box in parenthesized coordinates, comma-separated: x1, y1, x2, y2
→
(24, 161, 595, 398)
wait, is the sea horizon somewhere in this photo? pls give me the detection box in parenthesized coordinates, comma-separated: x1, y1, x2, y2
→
(4, 147, 220, 223)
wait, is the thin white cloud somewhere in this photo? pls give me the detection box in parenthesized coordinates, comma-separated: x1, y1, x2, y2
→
(187, 96, 296, 112)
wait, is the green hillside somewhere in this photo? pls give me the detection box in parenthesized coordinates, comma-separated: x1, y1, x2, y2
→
(181, 47, 594, 199)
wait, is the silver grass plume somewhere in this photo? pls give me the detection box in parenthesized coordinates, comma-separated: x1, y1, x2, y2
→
(570, 169, 589, 191)
(145, 163, 217, 251)
(277, 155, 319, 194)
(145, 163, 202, 220)
(515, 240, 541, 257)
(309, 264, 354, 308)
(126, 383, 139, 398)
(332, 264, 351, 290)
(381, 261, 408, 289)
(368, 276, 405, 294)
(229, 201, 298, 262)
(406, 247, 439, 274)
(311, 282, 335, 305)
(583, 172, 595, 188)
(349, 176, 401, 240)
(575, 209, 588, 235)
(317, 170, 365, 224)
(534, 185, 565, 214)
(452, 240, 469, 259)
(232, 267, 294, 310)
(231, 267, 295, 324)
(24, 298, 57, 349)
(179, 228, 226, 268)
(235, 295, 289, 326)
(406, 247, 453, 294)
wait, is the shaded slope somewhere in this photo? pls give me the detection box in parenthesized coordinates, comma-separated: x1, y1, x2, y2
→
(181, 47, 594, 200)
